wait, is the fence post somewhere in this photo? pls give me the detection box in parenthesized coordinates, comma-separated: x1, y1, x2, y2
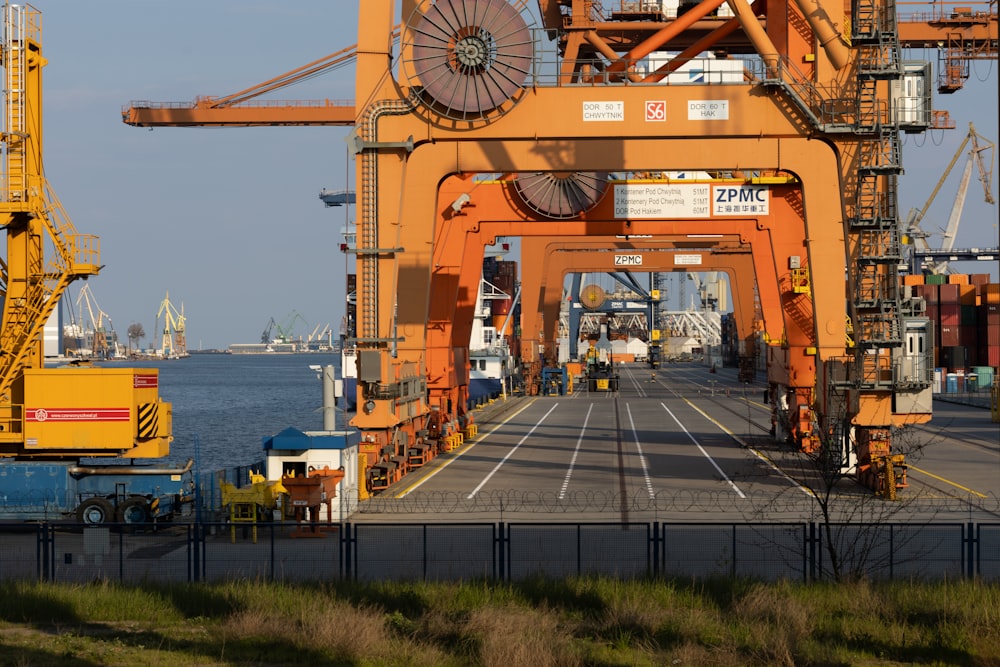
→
(269, 522, 276, 582)
(966, 521, 976, 579)
(118, 528, 125, 582)
(497, 522, 506, 582)
(576, 524, 582, 577)
(651, 521, 660, 578)
(343, 522, 352, 580)
(808, 522, 816, 582)
(37, 523, 48, 582)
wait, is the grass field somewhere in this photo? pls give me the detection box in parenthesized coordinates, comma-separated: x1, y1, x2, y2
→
(0, 578, 998, 666)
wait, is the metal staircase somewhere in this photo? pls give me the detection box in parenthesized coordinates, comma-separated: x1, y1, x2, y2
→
(849, 0, 906, 389)
(0, 4, 100, 398)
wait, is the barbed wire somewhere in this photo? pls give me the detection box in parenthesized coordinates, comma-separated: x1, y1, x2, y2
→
(353, 489, 1000, 516)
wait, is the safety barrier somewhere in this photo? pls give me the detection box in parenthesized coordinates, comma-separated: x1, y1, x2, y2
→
(2, 520, 997, 584)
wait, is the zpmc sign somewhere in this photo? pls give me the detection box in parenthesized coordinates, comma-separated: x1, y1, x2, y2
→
(614, 254, 643, 266)
(712, 185, 769, 215)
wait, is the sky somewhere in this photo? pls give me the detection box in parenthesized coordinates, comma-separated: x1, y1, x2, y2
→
(31, 1, 999, 350)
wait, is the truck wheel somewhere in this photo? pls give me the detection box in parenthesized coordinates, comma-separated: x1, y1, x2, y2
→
(117, 496, 149, 525)
(76, 497, 114, 526)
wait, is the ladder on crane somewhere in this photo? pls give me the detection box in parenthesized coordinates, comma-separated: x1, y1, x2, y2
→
(0, 4, 100, 397)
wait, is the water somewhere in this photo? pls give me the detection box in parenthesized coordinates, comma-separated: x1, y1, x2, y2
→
(103, 353, 344, 474)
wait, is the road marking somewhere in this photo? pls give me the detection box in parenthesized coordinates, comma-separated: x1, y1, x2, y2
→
(558, 403, 593, 499)
(684, 398, 813, 497)
(626, 403, 655, 498)
(907, 464, 988, 498)
(661, 401, 746, 498)
(467, 402, 560, 498)
(394, 399, 537, 497)
(624, 365, 648, 397)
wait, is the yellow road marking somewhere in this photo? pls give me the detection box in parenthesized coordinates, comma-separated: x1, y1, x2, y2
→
(684, 397, 815, 497)
(907, 465, 987, 498)
(392, 398, 538, 498)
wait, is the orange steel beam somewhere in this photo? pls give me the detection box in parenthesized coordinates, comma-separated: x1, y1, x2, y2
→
(519, 238, 756, 357)
(353, 134, 847, 448)
(428, 175, 822, 449)
(532, 246, 758, 361)
(121, 34, 410, 127)
(123, 101, 355, 128)
(898, 8, 997, 50)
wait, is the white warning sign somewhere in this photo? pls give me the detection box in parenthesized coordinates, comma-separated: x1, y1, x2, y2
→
(614, 183, 710, 218)
(688, 100, 729, 120)
(583, 101, 624, 121)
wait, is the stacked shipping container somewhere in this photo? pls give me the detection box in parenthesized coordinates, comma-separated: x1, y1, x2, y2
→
(901, 272, 999, 392)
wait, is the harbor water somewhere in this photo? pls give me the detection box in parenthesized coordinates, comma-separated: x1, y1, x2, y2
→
(101, 353, 345, 475)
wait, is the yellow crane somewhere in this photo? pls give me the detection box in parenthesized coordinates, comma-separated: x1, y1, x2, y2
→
(0, 4, 100, 397)
(157, 291, 188, 358)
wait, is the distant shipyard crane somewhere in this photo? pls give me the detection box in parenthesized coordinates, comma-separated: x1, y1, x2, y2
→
(75, 284, 121, 359)
(156, 291, 187, 358)
(903, 122, 996, 274)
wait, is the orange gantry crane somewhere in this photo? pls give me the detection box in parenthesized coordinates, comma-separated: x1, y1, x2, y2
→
(352, 0, 927, 498)
(121, 0, 997, 497)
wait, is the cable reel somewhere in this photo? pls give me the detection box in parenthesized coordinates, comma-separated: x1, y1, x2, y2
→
(513, 172, 611, 219)
(403, 0, 535, 123)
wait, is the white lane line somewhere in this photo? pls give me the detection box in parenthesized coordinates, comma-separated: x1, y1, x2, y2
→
(683, 398, 813, 497)
(467, 402, 560, 498)
(395, 399, 538, 498)
(629, 370, 647, 397)
(558, 403, 594, 499)
(660, 401, 746, 498)
(626, 403, 655, 498)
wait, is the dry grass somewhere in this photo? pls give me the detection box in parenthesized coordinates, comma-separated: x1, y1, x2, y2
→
(0, 577, 997, 666)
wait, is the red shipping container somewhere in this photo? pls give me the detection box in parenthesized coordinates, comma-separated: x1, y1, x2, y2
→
(987, 339, 1000, 368)
(970, 274, 991, 287)
(988, 321, 1000, 346)
(915, 283, 938, 304)
(940, 304, 961, 348)
(939, 283, 960, 303)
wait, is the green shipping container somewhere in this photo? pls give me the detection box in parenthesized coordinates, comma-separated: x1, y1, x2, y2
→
(925, 274, 947, 285)
(961, 305, 978, 326)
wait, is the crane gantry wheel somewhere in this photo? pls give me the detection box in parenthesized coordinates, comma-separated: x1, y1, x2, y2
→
(513, 172, 611, 219)
(404, 0, 534, 123)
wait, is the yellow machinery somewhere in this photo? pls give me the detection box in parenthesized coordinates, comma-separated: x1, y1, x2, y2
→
(0, 4, 182, 524)
(220, 472, 287, 543)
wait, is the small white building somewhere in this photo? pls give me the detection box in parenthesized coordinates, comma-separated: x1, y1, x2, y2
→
(262, 427, 360, 522)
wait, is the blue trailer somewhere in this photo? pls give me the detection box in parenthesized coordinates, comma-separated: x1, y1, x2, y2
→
(0, 459, 195, 524)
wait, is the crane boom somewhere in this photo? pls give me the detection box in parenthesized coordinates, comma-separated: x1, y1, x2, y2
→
(121, 30, 399, 128)
(904, 122, 996, 273)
